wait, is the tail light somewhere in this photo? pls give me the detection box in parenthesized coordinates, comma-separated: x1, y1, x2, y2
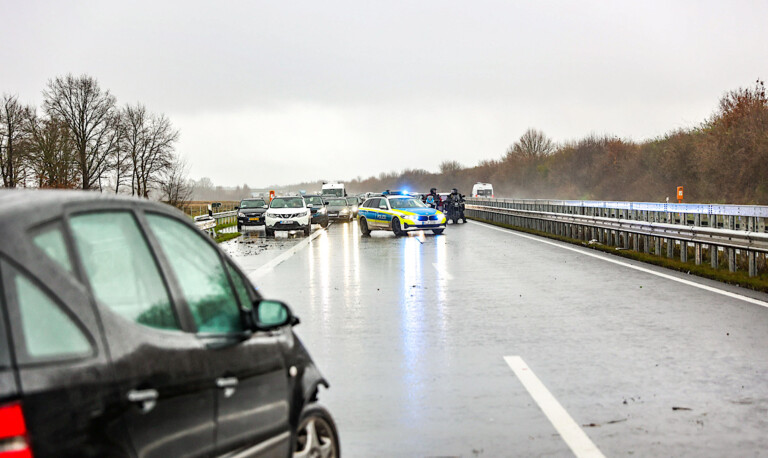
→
(0, 402, 32, 458)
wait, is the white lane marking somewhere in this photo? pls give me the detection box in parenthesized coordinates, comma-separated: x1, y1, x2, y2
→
(505, 356, 605, 458)
(248, 228, 326, 280)
(471, 221, 768, 309)
(432, 263, 454, 280)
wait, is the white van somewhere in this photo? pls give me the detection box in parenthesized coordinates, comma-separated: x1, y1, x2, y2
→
(471, 182, 494, 198)
(321, 182, 346, 197)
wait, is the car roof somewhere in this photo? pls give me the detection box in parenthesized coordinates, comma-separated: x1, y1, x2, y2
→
(0, 189, 184, 257)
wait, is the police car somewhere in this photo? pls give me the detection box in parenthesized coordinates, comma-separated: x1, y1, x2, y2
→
(357, 191, 447, 236)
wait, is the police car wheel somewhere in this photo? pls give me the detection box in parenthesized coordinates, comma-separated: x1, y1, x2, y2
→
(432, 229, 444, 235)
(392, 218, 404, 236)
(359, 218, 371, 235)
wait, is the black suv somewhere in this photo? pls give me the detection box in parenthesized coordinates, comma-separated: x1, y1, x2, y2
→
(0, 190, 338, 457)
(236, 198, 269, 231)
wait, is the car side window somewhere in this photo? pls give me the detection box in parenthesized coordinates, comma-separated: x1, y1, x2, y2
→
(226, 262, 254, 311)
(145, 214, 243, 334)
(31, 224, 73, 273)
(69, 212, 179, 331)
(4, 263, 92, 361)
(365, 198, 378, 209)
(379, 200, 389, 210)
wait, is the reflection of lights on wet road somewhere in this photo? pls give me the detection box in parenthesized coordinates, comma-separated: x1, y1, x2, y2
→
(434, 235, 448, 336)
(401, 235, 425, 426)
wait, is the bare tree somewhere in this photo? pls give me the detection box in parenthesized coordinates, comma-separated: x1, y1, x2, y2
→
(25, 112, 80, 188)
(121, 104, 179, 197)
(43, 74, 120, 190)
(1, 94, 32, 187)
(439, 160, 464, 174)
(505, 128, 555, 162)
(160, 156, 192, 209)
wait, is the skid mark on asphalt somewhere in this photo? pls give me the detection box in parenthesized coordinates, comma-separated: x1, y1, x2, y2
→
(505, 356, 605, 458)
(248, 227, 326, 280)
(471, 221, 768, 309)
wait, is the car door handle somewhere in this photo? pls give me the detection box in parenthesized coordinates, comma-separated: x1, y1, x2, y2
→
(127, 389, 158, 414)
(216, 377, 238, 398)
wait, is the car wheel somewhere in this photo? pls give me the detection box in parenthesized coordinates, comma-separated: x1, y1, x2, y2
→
(236, 224, 242, 232)
(293, 404, 339, 458)
(359, 217, 371, 236)
(321, 219, 329, 228)
(432, 229, 444, 235)
(304, 225, 311, 236)
(265, 227, 275, 237)
(392, 217, 404, 236)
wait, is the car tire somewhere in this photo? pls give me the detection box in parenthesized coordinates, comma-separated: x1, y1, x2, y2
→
(293, 403, 339, 458)
(321, 219, 329, 228)
(304, 225, 311, 236)
(265, 227, 275, 237)
(392, 217, 404, 236)
(360, 217, 371, 236)
(432, 229, 444, 235)
(237, 224, 242, 232)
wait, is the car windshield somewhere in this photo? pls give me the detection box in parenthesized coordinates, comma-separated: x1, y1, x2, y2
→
(328, 199, 348, 206)
(240, 199, 266, 208)
(346, 198, 358, 205)
(304, 197, 324, 205)
(322, 188, 344, 197)
(270, 197, 304, 208)
(389, 198, 426, 209)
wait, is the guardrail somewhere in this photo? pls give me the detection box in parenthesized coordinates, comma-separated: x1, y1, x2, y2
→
(194, 211, 238, 235)
(465, 198, 768, 277)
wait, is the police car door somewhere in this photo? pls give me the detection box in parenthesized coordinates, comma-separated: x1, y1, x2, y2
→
(376, 199, 392, 228)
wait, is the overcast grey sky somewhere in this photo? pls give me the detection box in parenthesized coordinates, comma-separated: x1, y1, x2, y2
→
(3, 0, 767, 188)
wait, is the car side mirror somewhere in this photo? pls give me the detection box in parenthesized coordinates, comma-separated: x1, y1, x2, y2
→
(307, 204, 314, 208)
(252, 299, 299, 330)
(262, 205, 268, 209)
(235, 206, 240, 210)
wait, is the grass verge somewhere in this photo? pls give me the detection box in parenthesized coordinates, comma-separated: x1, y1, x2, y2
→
(215, 221, 237, 232)
(215, 232, 240, 244)
(470, 217, 768, 294)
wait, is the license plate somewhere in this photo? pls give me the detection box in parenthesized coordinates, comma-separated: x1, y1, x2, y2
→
(249, 217, 260, 221)
(280, 221, 290, 225)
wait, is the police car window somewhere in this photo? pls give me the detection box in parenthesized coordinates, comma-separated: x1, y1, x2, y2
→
(70, 212, 179, 331)
(378, 200, 389, 210)
(363, 199, 378, 208)
(389, 198, 426, 209)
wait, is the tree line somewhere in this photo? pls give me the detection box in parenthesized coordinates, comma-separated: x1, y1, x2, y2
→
(279, 80, 767, 205)
(1, 74, 191, 207)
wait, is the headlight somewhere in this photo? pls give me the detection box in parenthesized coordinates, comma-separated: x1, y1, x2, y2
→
(340, 208, 349, 214)
(265, 211, 276, 217)
(238, 212, 245, 218)
(404, 215, 418, 221)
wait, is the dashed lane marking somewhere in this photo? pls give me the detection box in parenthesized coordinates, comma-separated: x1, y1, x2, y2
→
(248, 227, 326, 281)
(504, 356, 605, 458)
(471, 220, 768, 309)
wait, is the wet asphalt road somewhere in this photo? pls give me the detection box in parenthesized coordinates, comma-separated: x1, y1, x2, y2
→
(222, 221, 768, 457)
